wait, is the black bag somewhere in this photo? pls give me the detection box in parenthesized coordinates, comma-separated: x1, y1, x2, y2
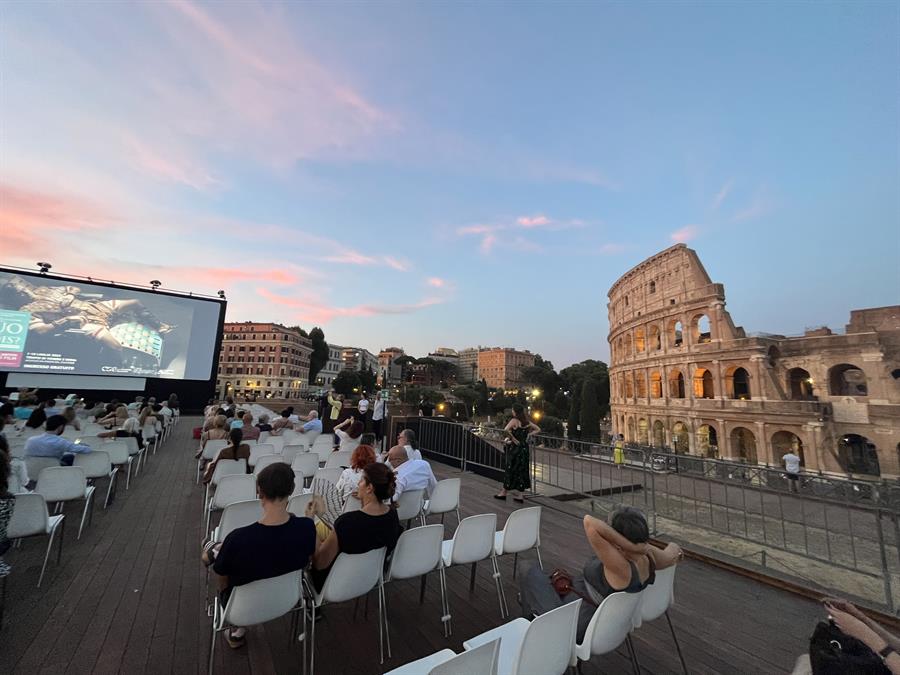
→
(809, 621, 890, 674)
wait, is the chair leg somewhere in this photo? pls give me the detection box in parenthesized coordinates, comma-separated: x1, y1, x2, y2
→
(469, 562, 477, 592)
(104, 470, 118, 509)
(666, 611, 689, 675)
(126, 459, 133, 490)
(37, 528, 59, 588)
(626, 635, 641, 675)
(491, 555, 508, 618)
(379, 579, 391, 662)
(419, 574, 427, 604)
(208, 608, 218, 675)
(439, 565, 451, 637)
(57, 518, 65, 565)
(309, 604, 317, 675)
(78, 498, 91, 540)
(513, 552, 518, 579)
(536, 545, 544, 571)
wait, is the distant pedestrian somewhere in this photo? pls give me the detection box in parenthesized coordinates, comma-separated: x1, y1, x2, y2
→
(357, 394, 370, 430)
(614, 434, 625, 469)
(494, 404, 540, 504)
(372, 392, 386, 443)
(782, 449, 801, 493)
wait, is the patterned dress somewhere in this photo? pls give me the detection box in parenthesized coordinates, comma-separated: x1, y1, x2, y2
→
(503, 426, 531, 492)
(0, 495, 14, 578)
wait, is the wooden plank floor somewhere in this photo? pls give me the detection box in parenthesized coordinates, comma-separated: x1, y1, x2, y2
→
(1, 419, 821, 674)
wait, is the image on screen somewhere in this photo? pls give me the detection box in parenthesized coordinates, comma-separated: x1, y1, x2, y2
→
(0, 271, 223, 380)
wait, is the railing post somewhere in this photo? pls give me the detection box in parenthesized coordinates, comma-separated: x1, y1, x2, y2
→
(876, 512, 895, 613)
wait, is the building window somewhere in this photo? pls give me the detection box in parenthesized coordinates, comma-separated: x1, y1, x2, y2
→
(649, 281, 656, 294)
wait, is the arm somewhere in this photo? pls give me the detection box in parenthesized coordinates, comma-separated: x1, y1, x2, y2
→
(335, 418, 352, 431)
(312, 529, 340, 570)
(828, 607, 900, 674)
(826, 599, 900, 651)
(646, 542, 683, 570)
(503, 418, 518, 442)
(527, 422, 541, 436)
(64, 438, 91, 454)
(582, 514, 641, 584)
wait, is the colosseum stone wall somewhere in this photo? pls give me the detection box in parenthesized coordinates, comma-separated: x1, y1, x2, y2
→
(607, 244, 900, 479)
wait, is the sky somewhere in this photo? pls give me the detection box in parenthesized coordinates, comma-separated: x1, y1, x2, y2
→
(2, 1, 898, 370)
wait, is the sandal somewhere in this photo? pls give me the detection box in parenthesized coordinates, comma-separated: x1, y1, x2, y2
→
(226, 629, 246, 649)
(493, 494, 507, 501)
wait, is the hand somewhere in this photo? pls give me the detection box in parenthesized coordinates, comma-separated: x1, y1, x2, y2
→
(828, 608, 882, 649)
(823, 598, 868, 623)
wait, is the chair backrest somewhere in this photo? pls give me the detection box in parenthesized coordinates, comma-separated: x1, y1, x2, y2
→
(212, 474, 258, 510)
(100, 440, 131, 465)
(73, 451, 111, 479)
(7, 492, 51, 538)
(216, 499, 263, 542)
(265, 435, 285, 452)
(448, 513, 497, 565)
(142, 422, 157, 439)
(287, 493, 314, 517)
(342, 495, 362, 513)
(203, 439, 229, 460)
(281, 445, 305, 465)
(118, 435, 141, 456)
(580, 590, 644, 657)
(427, 478, 461, 515)
(396, 489, 425, 522)
(320, 548, 386, 603)
(82, 423, 105, 436)
(313, 467, 342, 485)
(248, 443, 277, 467)
(35, 466, 87, 502)
(280, 429, 300, 444)
(258, 431, 270, 443)
(292, 453, 319, 479)
(211, 459, 247, 485)
(300, 429, 321, 448)
(515, 598, 581, 675)
(431, 639, 499, 675)
(312, 435, 334, 450)
(387, 524, 443, 581)
(62, 427, 80, 440)
(640, 564, 676, 622)
(243, 438, 258, 447)
(339, 436, 362, 453)
(324, 450, 352, 469)
(498, 506, 542, 554)
(24, 456, 60, 479)
(253, 454, 287, 475)
(221, 570, 302, 628)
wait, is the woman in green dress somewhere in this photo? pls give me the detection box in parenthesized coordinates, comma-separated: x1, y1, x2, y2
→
(494, 403, 541, 504)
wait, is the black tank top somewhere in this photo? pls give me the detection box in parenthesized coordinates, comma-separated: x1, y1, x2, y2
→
(583, 554, 656, 598)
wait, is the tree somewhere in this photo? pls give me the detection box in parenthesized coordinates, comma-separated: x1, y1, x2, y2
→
(521, 353, 563, 400)
(358, 366, 376, 393)
(560, 359, 610, 417)
(552, 390, 569, 417)
(431, 360, 458, 388)
(567, 380, 583, 440)
(451, 387, 479, 417)
(286, 326, 310, 338)
(475, 378, 490, 416)
(308, 327, 328, 383)
(580, 378, 601, 442)
(332, 370, 361, 397)
(394, 355, 417, 382)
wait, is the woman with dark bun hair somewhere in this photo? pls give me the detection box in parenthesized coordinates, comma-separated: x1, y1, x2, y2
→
(494, 403, 540, 503)
(311, 462, 403, 588)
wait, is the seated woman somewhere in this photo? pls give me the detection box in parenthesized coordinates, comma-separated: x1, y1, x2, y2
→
(0, 435, 29, 493)
(97, 416, 145, 450)
(62, 406, 82, 432)
(256, 414, 273, 434)
(203, 428, 251, 483)
(311, 462, 403, 589)
(239, 411, 259, 440)
(335, 444, 377, 502)
(196, 415, 229, 459)
(203, 408, 225, 432)
(98, 405, 128, 429)
(334, 418, 364, 453)
(204, 462, 316, 649)
(270, 410, 292, 435)
(582, 507, 682, 600)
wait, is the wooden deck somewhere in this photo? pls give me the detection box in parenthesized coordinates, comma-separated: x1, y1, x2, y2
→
(1, 419, 821, 674)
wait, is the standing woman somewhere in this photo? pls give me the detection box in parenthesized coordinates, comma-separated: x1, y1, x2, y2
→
(495, 403, 540, 504)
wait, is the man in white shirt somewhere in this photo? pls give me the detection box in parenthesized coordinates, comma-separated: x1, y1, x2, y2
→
(782, 451, 801, 492)
(393, 457, 437, 499)
(371, 392, 386, 442)
(385, 429, 422, 465)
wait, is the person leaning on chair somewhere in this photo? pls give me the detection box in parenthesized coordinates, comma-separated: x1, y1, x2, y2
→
(24, 415, 91, 466)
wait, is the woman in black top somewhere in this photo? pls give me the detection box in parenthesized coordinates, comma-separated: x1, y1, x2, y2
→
(311, 462, 402, 589)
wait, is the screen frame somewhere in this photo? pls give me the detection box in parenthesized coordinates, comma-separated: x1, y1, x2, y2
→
(0, 266, 227, 382)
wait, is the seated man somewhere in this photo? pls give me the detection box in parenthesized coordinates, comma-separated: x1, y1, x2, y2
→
(24, 415, 91, 465)
(385, 428, 423, 465)
(296, 410, 322, 435)
(205, 462, 316, 648)
(240, 411, 260, 440)
(391, 451, 437, 500)
(270, 410, 292, 434)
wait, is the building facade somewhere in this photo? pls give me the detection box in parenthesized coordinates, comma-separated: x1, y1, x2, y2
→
(458, 347, 481, 383)
(477, 348, 536, 390)
(378, 347, 405, 386)
(607, 244, 900, 479)
(341, 347, 378, 373)
(217, 322, 312, 400)
(315, 344, 344, 387)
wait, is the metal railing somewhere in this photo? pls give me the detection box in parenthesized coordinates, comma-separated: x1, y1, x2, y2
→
(411, 417, 900, 612)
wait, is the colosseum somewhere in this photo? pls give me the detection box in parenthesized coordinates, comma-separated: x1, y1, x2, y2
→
(607, 244, 900, 480)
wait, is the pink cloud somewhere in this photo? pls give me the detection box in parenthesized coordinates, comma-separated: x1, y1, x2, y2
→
(383, 256, 410, 272)
(516, 214, 551, 228)
(323, 252, 378, 266)
(479, 234, 498, 254)
(711, 179, 733, 211)
(427, 277, 446, 288)
(0, 182, 115, 233)
(125, 134, 218, 190)
(456, 224, 496, 235)
(670, 225, 700, 243)
(256, 287, 444, 324)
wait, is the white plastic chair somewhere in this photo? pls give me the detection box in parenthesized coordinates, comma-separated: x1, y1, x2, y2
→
(281, 444, 306, 466)
(386, 638, 500, 675)
(24, 457, 60, 481)
(424, 478, 461, 526)
(396, 488, 426, 527)
(298, 429, 321, 449)
(313, 467, 342, 485)
(208, 570, 302, 675)
(248, 443, 277, 468)
(494, 506, 543, 579)
(82, 423, 105, 436)
(303, 547, 389, 672)
(573, 590, 645, 670)
(197, 439, 229, 484)
(441, 513, 507, 622)
(253, 454, 287, 475)
(142, 422, 159, 458)
(101, 440, 134, 492)
(211, 499, 263, 545)
(635, 565, 687, 674)
(385, 525, 450, 636)
(463, 598, 581, 675)
(342, 495, 362, 513)
(73, 450, 117, 509)
(35, 466, 96, 540)
(324, 449, 353, 469)
(287, 493, 314, 517)
(203, 459, 248, 519)
(292, 454, 319, 486)
(311, 436, 335, 464)
(265, 434, 285, 453)
(6, 492, 65, 587)
(204, 474, 258, 539)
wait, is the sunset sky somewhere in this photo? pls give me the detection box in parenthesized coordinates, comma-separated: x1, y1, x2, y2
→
(2, 1, 897, 368)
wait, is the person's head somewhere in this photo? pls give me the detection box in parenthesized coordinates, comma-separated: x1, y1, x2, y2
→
(122, 417, 140, 434)
(148, 397, 156, 405)
(225, 396, 234, 405)
(152, 404, 162, 413)
(214, 414, 227, 430)
(286, 407, 294, 415)
(45, 398, 57, 409)
(63, 406, 76, 422)
(376, 391, 382, 400)
(360, 432, 376, 447)
(512, 403, 528, 425)
(307, 410, 318, 420)
(399, 428, 417, 449)
(46, 415, 67, 435)
(609, 507, 649, 545)
(256, 462, 294, 504)
(0, 402, 13, 426)
(228, 427, 243, 447)
(359, 462, 396, 505)
(116, 405, 128, 418)
(347, 420, 364, 440)
(386, 444, 408, 468)
(224, 408, 235, 419)
(280, 410, 291, 419)
(258, 414, 270, 425)
(135, 396, 145, 404)
(83, 400, 95, 411)
(214, 407, 225, 417)
(242, 411, 253, 424)
(351, 444, 377, 471)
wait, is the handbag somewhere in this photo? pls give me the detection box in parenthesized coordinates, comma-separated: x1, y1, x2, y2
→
(809, 621, 890, 674)
(549, 568, 597, 607)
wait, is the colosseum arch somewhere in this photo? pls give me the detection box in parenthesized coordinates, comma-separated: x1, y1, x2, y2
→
(649, 324, 661, 351)
(725, 366, 751, 400)
(635, 371, 647, 398)
(696, 424, 719, 457)
(829, 363, 868, 396)
(626, 417, 636, 443)
(625, 376, 634, 399)
(837, 434, 880, 476)
(638, 418, 649, 445)
(691, 313, 712, 344)
(672, 421, 690, 453)
(730, 426, 758, 463)
(652, 420, 665, 447)
(668, 319, 684, 348)
(668, 369, 686, 398)
(635, 327, 646, 353)
(788, 367, 815, 400)
(650, 371, 662, 398)
(693, 367, 714, 399)
(624, 333, 633, 358)
(772, 431, 805, 466)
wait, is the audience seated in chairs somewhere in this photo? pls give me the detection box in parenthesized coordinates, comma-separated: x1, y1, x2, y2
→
(203, 408, 225, 432)
(295, 410, 322, 435)
(97, 404, 128, 429)
(385, 428, 423, 464)
(97, 416, 144, 450)
(24, 415, 91, 466)
(239, 412, 259, 441)
(25, 400, 53, 429)
(311, 462, 403, 590)
(62, 406, 82, 432)
(270, 410, 292, 434)
(203, 428, 251, 484)
(202, 462, 316, 649)
(335, 444, 377, 502)
(197, 415, 229, 459)
(387, 441, 437, 500)
(1, 448, 14, 597)
(255, 414, 273, 434)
